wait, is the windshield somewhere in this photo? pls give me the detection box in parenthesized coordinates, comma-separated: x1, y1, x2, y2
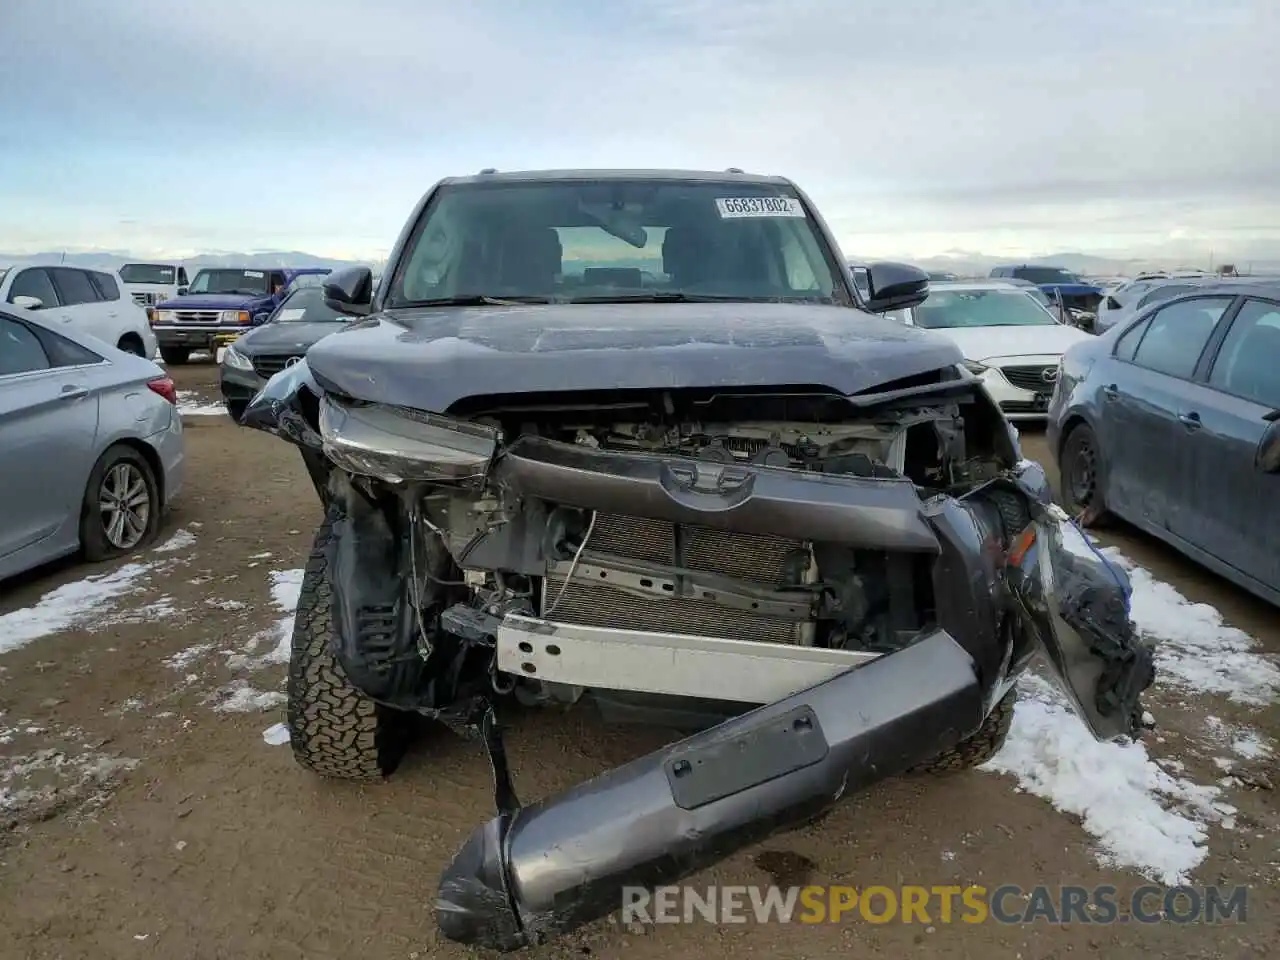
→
(120, 263, 176, 284)
(387, 179, 845, 307)
(270, 287, 347, 323)
(287, 272, 328, 292)
(1017, 266, 1082, 284)
(188, 269, 271, 296)
(914, 289, 1061, 328)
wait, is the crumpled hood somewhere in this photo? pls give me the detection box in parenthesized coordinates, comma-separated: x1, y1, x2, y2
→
(238, 320, 349, 355)
(304, 302, 965, 412)
(155, 292, 272, 311)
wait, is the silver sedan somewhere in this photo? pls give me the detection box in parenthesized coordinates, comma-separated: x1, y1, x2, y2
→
(0, 306, 185, 581)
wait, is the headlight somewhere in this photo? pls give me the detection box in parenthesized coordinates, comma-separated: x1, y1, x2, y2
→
(317, 394, 500, 484)
(963, 361, 989, 375)
(154, 310, 176, 324)
(222, 344, 254, 371)
(219, 310, 251, 325)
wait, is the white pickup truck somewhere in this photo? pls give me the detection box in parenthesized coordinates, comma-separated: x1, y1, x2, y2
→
(118, 262, 190, 308)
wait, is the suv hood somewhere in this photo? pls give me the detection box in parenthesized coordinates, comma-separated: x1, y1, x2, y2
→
(156, 293, 271, 311)
(305, 302, 965, 412)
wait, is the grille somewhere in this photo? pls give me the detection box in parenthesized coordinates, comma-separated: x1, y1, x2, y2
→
(542, 513, 806, 644)
(1000, 364, 1057, 392)
(251, 354, 304, 379)
(174, 309, 221, 323)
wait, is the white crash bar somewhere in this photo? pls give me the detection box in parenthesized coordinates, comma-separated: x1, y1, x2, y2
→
(496, 614, 881, 703)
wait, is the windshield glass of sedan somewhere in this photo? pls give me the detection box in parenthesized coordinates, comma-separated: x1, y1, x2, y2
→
(914, 289, 1061, 328)
(271, 287, 347, 322)
(120, 263, 176, 284)
(188, 269, 270, 295)
(388, 179, 843, 305)
(1018, 266, 1081, 284)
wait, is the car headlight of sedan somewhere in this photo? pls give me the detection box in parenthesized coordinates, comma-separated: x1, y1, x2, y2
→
(317, 394, 500, 484)
(221, 344, 254, 371)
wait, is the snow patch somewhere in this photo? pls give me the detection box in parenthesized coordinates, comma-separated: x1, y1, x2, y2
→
(1229, 731, 1272, 760)
(164, 643, 215, 670)
(176, 392, 225, 416)
(984, 677, 1235, 886)
(0, 562, 157, 654)
(1100, 547, 1280, 706)
(210, 680, 286, 713)
(153, 527, 197, 553)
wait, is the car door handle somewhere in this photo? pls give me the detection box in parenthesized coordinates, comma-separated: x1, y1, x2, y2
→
(1178, 412, 1202, 430)
(1102, 384, 1119, 399)
(60, 385, 89, 401)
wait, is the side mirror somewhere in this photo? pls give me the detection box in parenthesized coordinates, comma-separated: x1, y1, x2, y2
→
(11, 295, 43, 310)
(863, 262, 929, 312)
(177, 287, 188, 296)
(323, 266, 374, 315)
(1257, 411, 1280, 474)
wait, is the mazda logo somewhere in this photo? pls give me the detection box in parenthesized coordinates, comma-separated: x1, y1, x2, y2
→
(1041, 366, 1060, 383)
(285, 356, 303, 367)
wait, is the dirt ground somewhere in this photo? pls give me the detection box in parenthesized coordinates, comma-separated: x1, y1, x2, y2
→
(0, 363, 1276, 960)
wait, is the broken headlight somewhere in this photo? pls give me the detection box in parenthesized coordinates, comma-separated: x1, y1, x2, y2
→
(317, 394, 499, 483)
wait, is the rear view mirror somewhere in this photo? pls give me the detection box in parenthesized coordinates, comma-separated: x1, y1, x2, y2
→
(323, 266, 374, 315)
(1257, 411, 1280, 474)
(863, 262, 929, 312)
(11, 295, 43, 309)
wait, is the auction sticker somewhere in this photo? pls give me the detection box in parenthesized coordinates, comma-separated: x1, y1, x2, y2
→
(716, 197, 805, 218)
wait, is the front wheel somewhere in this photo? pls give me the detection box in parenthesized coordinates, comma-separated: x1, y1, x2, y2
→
(80, 444, 162, 561)
(911, 689, 1016, 774)
(1059, 422, 1110, 526)
(287, 511, 411, 781)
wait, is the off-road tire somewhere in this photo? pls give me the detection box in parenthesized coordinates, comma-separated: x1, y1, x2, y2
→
(287, 515, 410, 781)
(911, 689, 1016, 774)
(159, 346, 190, 365)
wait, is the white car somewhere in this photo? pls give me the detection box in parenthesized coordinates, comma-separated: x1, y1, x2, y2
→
(885, 280, 1091, 420)
(0, 264, 158, 359)
(119, 262, 191, 307)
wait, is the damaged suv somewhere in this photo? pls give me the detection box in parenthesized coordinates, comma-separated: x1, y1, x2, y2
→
(242, 169, 1154, 952)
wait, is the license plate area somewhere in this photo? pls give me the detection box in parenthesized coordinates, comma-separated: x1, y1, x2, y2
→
(665, 704, 829, 810)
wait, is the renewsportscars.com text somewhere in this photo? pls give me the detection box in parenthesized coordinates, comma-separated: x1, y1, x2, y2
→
(621, 884, 1249, 926)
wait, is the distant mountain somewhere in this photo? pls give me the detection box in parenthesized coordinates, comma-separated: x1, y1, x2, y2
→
(0, 250, 378, 272)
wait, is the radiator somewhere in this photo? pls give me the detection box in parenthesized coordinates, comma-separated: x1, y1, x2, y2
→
(541, 513, 808, 644)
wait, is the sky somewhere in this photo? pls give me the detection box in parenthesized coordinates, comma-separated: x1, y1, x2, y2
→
(2, 0, 1278, 263)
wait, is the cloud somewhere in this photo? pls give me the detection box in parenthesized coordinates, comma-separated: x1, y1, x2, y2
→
(1, 0, 1277, 259)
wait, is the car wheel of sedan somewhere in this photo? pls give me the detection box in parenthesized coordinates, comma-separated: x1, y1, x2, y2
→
(116, 334, 147, 357)
(80, 444, 162, 562)
(1059, 422, 1110, 525)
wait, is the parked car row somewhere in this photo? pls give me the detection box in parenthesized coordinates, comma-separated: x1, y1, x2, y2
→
(149, 266, 331, 364)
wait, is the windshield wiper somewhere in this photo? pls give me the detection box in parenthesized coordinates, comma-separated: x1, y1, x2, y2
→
(403, 294, 553, 306)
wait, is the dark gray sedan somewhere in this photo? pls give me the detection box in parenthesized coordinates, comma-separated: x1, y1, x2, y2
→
(1048, 281, 1280, 605)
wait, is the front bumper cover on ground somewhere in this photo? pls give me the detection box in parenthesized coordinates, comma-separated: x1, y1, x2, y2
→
(436, 630, 984, 951)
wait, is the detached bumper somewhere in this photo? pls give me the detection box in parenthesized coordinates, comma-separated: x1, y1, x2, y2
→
(437, 630, 983, 950)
